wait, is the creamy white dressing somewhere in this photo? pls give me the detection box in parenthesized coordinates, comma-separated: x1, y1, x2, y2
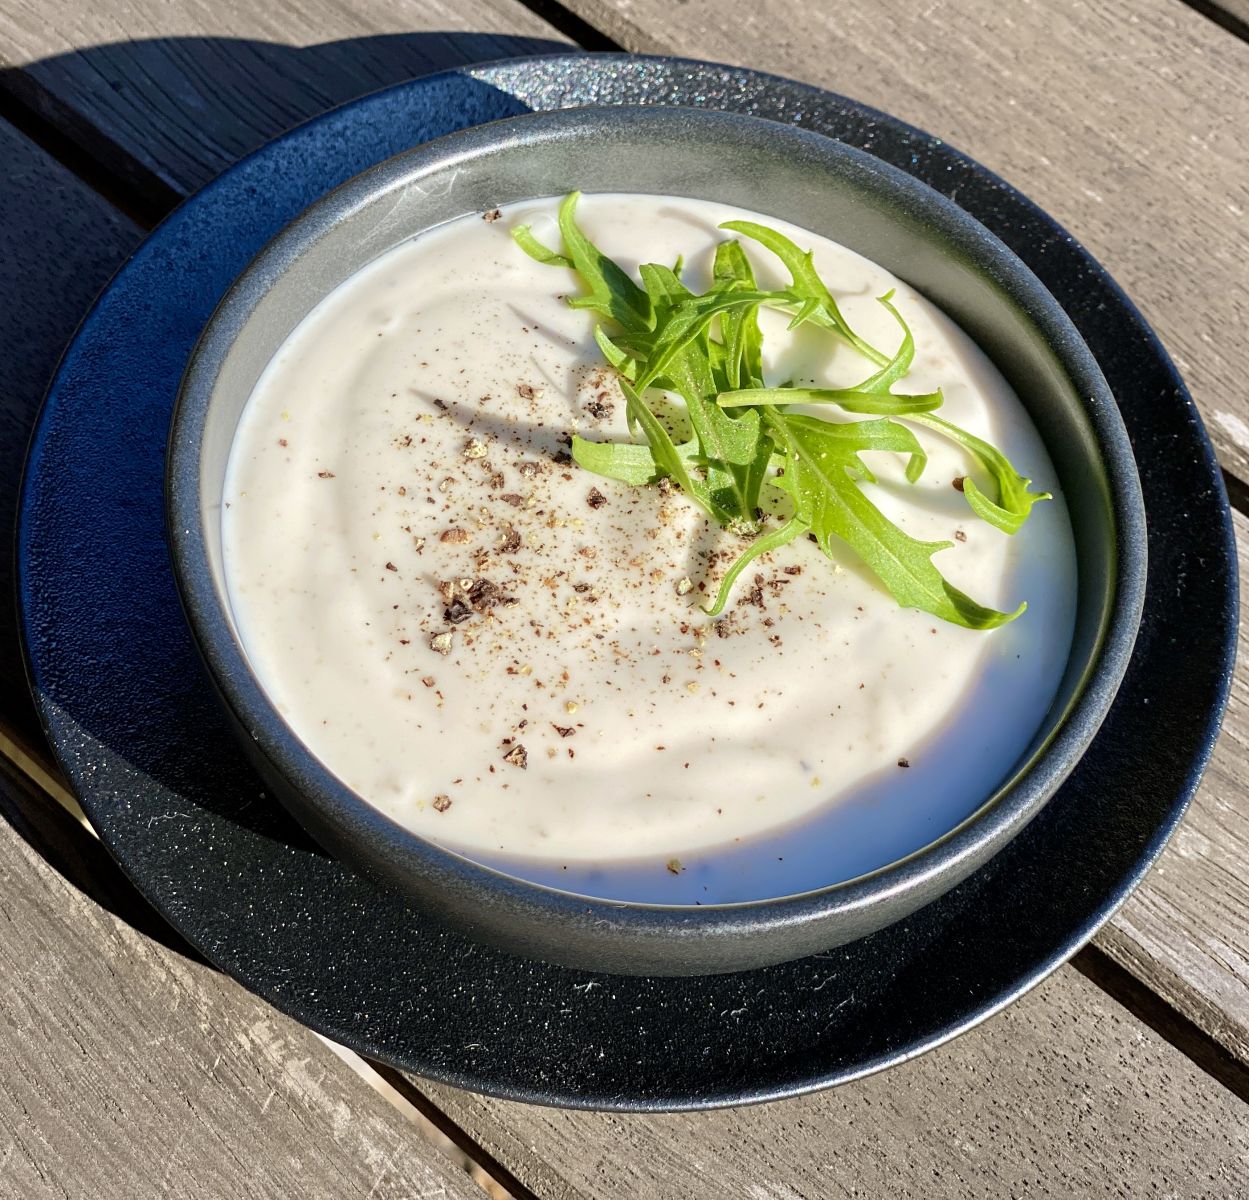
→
(222, 193, 1076, 904)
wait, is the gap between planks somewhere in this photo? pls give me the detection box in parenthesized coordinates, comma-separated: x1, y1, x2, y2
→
(0, 0, 1239, 1168)
(0, 745, 524, 1200)
(3, 702, 1245, 1124)
(0, 0, 1244, 1068)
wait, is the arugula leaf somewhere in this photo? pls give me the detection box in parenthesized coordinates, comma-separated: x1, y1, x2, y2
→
(717, 386, 943, 415)
(557, 192, 653, 332)
(594, 326, 644, 379)
(513, 194, 1044, 628)
(764, 411, 1022, 628)
(512, 193, 653, 332)
(618, 379, 728, 523)
(780, 414, 929, 485)
(511, 223, 573, 268)
(717, 291, 942, 415)
(631, 264, 773, 523)
(910, 413, 1051, 534)
(572, 437, 659, 487)
(703, 517, 807, 617)
(719, 220, 889, 366)
(712, 240, 766, 392)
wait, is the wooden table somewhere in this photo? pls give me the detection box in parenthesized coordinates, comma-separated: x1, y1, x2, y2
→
(1, 1, 1247, 1195)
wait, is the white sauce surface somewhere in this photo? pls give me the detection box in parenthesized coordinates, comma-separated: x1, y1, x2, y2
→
(222, 194, 1076, 903)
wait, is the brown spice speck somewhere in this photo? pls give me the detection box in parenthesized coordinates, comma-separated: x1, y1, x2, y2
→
(666, 858, 684, 875)
(482, 208, 502, 222)
(499, 526, 522, 554)
(955, 529, 967, 542)
(440, 527, 470, 544)
(952, 476, 966, 492)
(551, 724, 575, 738)
(499, 493, 525, 508)
(468, 578, 499, 608)
(385, 561, 398, 572)
(783, 565, 802, 576)
(898, 758, 911, 769)
(517, 383, 538, 401)
(502, 744, 528, 769)
(317, 470, 335, 479)
(432, 794, 453, 812)
(586, 487, 607, 509)
(429, 631, 454, 655)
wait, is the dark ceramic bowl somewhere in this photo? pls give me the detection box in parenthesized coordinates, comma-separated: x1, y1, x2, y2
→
(167, 105, 1146, 976)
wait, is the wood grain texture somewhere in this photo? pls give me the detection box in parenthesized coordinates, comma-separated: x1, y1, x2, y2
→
(551, 0, 1249, 483)
(0, 763, 481, 1200)
(1098, 510, 1249, 1063)
(0, 4, 1246, 1194)
(422, 965, 1249, 1199)
(0, 122, 139, 754)
(0, 0, 569, 201)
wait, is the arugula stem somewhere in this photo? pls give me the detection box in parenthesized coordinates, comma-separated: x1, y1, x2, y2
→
(511, 195, 1046, 628)
(703, 517, 808, 617)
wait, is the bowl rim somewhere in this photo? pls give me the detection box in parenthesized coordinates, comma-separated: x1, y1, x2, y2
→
(166, 103, 1147, 953)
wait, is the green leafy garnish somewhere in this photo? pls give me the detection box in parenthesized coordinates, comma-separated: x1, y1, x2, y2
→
(909, 412, 1051, 535)
(762, 411, 1021, 628)
(512, 195, 1050, 627)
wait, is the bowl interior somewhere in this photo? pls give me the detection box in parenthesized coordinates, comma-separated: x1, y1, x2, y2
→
(170, 105, 1141, 964)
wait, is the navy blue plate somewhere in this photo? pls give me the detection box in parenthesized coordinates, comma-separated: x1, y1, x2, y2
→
(18, 54, 1236, 1110)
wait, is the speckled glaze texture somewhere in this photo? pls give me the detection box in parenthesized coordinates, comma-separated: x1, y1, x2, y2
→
(17, 56, 1236, 1109)
(169, 106, 1141, 977)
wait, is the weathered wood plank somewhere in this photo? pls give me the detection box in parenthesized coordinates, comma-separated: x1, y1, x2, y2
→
(0, 121, 139, 755)
(0, 122, 498, 1200)
(1098, 514, 1249, 1063)
(0, 761, 482, 1200)
(0, 8, 1246, 1194)
(549, 0, 1249, 483)
(421, 965, 1249, 1199)
(415, 491, 1249, 1183)
(0, 0, 570, 201)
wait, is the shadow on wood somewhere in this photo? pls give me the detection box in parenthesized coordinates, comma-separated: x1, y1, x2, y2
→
(0, 29, 569, 936)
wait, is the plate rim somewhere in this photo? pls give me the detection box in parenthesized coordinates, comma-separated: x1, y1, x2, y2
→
(15, 50, 1238, 1111)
